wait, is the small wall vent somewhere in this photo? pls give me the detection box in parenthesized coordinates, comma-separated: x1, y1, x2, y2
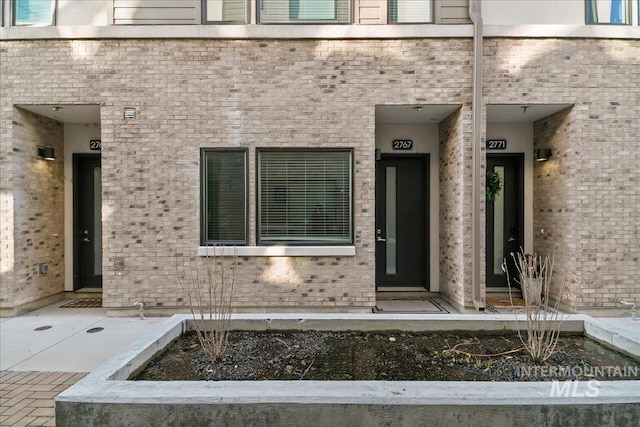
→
(124, 108, 136, 119)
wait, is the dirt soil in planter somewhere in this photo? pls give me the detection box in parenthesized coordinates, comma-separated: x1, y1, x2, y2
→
(134, 331, 639, 382)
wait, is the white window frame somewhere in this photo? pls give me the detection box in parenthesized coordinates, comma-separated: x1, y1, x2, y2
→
(586, 0, 633, 25)
(389, 0, 435, 24)
(202, 0, 249, 24)
(12, 0, 56, 26)
(257, 0, 352, 24)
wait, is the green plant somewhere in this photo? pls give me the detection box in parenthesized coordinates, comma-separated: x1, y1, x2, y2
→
(486, 170, 502, 202)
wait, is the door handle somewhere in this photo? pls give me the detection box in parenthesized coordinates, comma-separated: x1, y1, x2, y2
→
(83, 237, 91, 243)
(376, 236, 386, 242)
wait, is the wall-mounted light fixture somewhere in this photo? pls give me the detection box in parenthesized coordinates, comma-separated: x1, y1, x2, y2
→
(535, 148, 552, 162)
(37, 146, 55, 161)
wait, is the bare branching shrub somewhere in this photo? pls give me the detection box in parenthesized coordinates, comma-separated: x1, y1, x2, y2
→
(176, 246, 237, 363)
(505, 251, 566, 363)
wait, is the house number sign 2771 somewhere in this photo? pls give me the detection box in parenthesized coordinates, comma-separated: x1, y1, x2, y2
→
(89, 140, 102, 150)
(487, 139, 507, 149)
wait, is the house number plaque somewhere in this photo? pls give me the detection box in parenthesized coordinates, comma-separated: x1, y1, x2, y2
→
(392, 140, 413, 150)
(487, 139, 507, 150)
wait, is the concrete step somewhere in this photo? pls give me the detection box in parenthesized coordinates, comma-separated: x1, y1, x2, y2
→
(376, 290, 439, 301)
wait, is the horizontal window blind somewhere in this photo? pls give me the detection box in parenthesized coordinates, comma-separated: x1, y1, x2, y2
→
(259, 150, 352, 244)
(587, 0, 629, 24)
(205, 0, 247, 22)
(259, 0, 351, 23)
(203, 150, 246, 244)
(14, 0, 55, 26)
(390, 0, 433, 23)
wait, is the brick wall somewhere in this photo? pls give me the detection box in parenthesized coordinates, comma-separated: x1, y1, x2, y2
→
(0, 100, 15, 310)
(2, 36, 635, 312)
(7, 109, 65, 310)
(533, 108, 576, 305)
(0, 39, 473, 311)
(486, 38, 640, 311)
(438, 107, 474, 309)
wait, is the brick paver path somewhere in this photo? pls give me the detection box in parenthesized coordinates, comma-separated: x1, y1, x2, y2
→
(0, 371, 86, 427)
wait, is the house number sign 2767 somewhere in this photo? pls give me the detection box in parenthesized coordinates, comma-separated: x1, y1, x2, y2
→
(89, 140, 102, 150)
(392, 140, 413, 150)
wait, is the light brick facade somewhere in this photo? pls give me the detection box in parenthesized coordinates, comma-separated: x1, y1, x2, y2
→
(1, 39, 473, 313)
(1, 109, 65, 315)
(484, 38, 640, 311)
(1, 34, 638, 314)
(439, 107, 474, 309)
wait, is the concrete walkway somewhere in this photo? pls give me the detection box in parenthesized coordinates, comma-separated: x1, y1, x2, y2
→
(1, 300, 638, 426)
(0, 302, 164, 426)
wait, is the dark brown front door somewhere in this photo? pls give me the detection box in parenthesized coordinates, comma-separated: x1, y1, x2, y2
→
(486, 154, 524, 288)
(375, 156, 428, 288)
(74, 155, 102, 289)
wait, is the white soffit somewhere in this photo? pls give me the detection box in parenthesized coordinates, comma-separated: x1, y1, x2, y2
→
(16, 104, 101, 124)
(376, 105, 461, 124)
(487, 104, 573, 123)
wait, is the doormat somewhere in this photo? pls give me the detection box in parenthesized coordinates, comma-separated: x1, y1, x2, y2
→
(60, 298, 103, 308)
(484, 298, 548, 314)
(486, 297, 524, 314)
(486, 297, 526, 307)
(373, 299, 448, 314)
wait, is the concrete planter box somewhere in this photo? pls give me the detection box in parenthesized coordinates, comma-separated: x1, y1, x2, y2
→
(56, 314, 640, 427)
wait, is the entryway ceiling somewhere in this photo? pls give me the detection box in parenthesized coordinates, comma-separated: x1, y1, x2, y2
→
(487, 104, 572, 123)
(16, 104, 100, 124)
(376, 105, 461, 124)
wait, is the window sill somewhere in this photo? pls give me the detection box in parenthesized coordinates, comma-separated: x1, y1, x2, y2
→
(198, 246, 356, 257)
(484, 24, 640, 39)
(0, 24, 473, 41)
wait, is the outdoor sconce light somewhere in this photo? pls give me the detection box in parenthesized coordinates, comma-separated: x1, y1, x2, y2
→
(37, 146, 55, 161)
(535, 148, 552, 162)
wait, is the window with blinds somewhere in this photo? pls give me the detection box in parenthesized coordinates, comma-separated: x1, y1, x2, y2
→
(586, 0, 630, 24)
(258, 150, 352, 244)
(389, 0, 433, 23)
(202, 150, 247, 245)
(258, 0, 351, 23)
(204, 0, 247, 23)
(13, 0, 55, 26)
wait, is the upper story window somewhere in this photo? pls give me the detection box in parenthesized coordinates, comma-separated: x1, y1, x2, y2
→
(389, 0, 433, 23)
(204, 0, 247, 23)
(587, 0, 630, 24)
(258, 0, 351, 23)
(13, 0, 55, 26)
